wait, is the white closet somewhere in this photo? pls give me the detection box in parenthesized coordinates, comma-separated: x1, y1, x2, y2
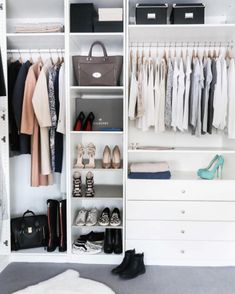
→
(1, 0, 235, 269)
(126, 0, 235, 266)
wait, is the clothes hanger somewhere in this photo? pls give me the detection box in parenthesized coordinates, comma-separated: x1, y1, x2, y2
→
(203, 42, 208, 59)
(29, 49, 33, 64)
(37, 49, 43, 64)
(186, 43, 189, 58)
(163, 42, 167, 61)
(196, 42, 199, 58)
(192, 42, 196, 59)
(49, 49, 54, 65)
(218, 42, 222, 58)
(174, 42, 177, 58)
(18, 49, 23, 64)
(61, 49, 64, 63)
(213, 42, 217, 59)
(55, 48, 61, 65)
(181, 42, 184, 59)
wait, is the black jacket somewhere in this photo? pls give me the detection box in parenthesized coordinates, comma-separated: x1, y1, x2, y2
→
(0, 49, 6, 97)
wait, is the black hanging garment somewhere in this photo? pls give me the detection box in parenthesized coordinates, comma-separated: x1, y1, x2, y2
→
(11, 60, 31, 154)
(0, 49, 6, 97)
(8, 60, 22, 153)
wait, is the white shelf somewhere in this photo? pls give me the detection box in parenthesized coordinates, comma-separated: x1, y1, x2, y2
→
(7, 32, 65, 49)
(72, 185, 123, 199)
(70, 86, 123, 98)
(72, 225, 123, 229)
(70, 131, 123, 135)
(70, 32, 123, 37)
(72, 159, 123, 171)
(129, 24, 235, 43)
(11, 248, 67, 256)
(128, 147, 235, 154)
(128, 171, 235, 181)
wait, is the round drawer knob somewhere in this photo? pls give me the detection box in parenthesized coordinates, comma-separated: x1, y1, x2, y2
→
(181, 190, 186, 194)
(181, 230, 185, 234)
(181, 250, 185, 254)
(181, 210, 186, 214)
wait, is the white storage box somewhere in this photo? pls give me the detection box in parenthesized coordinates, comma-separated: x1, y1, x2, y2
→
(98, 8, 123, 21)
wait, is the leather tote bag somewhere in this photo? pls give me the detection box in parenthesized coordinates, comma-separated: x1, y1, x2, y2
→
(11, 210, 48, 251)
(73, 41, 123, 86)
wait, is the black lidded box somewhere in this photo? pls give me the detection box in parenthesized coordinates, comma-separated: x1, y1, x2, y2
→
(94, 20, 123, 32)
(136, 4, 168, 25)
(170, 3, 205, 24)
(70, 3, 96, 32)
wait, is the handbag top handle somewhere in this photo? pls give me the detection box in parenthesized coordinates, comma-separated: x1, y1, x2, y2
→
(23, 210, 35, 218)
(88, 41, 108, 61)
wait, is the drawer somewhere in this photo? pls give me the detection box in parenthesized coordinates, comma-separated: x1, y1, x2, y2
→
(126, 240, 235, 265)
(126, 220, 235, 241)
(126, 201, 235, 221)
(126, 180, 235, 201)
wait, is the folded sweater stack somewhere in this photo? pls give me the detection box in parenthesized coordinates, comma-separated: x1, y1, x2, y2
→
(15, 23, 64, 33)
(128, 162, 171, 180)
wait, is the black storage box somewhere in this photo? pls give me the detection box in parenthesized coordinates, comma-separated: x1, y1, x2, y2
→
(136, 4, 168, 25)
(170, 3, 205, 24)
(70, 3, 96, 32)
(94, 20, 123, 32)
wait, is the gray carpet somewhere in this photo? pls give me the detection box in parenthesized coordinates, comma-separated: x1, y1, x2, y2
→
(1, 263, 235, 294)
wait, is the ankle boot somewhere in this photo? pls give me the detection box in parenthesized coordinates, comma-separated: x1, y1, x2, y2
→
(59, 200, 67, 252)
(47, 199, 59, 252)
(119, 253, 146, 279)
(112, 249, 135, 275)
(113, 229, 122, 254)
(104, 229, 113, 254)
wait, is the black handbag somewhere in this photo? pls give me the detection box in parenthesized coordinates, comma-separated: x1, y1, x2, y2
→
(11, 210, 48, 251)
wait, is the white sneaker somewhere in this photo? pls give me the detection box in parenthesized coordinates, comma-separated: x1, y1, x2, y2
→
(75, 208, 87, 226)
(86, 208, 98, 226)
(73, 241, 102, 255)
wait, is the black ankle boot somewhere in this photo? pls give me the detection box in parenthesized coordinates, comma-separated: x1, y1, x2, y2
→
(113, 229, 122, 254)
(47, 199, 59, 252)
(119, 253, 146, 279)
(104, 229, 113, 254)
(59, 200, 67, 252)
(112, 249, 135, 275)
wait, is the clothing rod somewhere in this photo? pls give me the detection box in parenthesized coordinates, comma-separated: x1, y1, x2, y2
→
(129, 41, 233, 47)
(7, 49, 65, 53)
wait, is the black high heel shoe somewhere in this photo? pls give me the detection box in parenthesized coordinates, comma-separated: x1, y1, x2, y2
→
(83, 112, 95, 131)
(74, 111, 85, 131)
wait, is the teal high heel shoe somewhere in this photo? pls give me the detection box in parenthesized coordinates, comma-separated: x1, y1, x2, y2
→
(197, 155, 224, 180)
(197, 154, 219, 175)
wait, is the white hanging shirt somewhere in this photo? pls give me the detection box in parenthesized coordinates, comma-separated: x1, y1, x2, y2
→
(171, 58, 180, 131)
(176, 57, 185, 131)
(212, 57, 222, 129)
(228, 58, 235, 139)
(183, 55, 192, 131)
(146, 59, 155, 128)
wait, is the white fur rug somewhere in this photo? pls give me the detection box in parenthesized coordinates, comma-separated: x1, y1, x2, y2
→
(13, 269, 115, 294)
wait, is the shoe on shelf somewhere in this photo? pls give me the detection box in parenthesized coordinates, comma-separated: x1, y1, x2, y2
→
(104, 229, 113, 254)
(102, 145, 112, 169)
(85, 171, 95, 197)
(73, 240, 102, 255)
(197, 155, 224, 180)
(83, 112, 95, 131)
(47, 199, 59, 252)
(74, 144, 85, 168)
(75, 208, 87, 226)
(98, 207, 110, 226)
(74, 111, 85, 131)
(113, 229, 123, 254)
(112, 145, 121, 169)
(85, 143, 96, 169)
(119, 253, 146, 280)
(110, 208, 121, 227)
(112, 249, 136, 275)
(86, 208, 98, 226)
(72, 171, 82, 197)
(79, 231, 105, 243)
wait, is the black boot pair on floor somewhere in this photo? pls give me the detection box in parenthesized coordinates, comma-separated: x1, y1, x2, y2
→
(47, 199, 67, 252)
(112, 249, 146, 279)
(104, 229, 122, 254)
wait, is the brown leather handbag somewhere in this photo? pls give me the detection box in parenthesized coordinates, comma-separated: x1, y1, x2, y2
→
(73, 41, 123, 86)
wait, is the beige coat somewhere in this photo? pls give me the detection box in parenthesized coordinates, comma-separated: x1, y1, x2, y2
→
(32, 59, 52, 176)
(21, 62, 50, 187)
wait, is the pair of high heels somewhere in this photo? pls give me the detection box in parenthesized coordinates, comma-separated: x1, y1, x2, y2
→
(103, 145, 121, 169)
(197, 154, 224, 180)
(74, 112, 95, 131)
(74, 143, 96, 169)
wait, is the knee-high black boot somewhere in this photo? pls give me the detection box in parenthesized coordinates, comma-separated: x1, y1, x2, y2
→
(59, 200, 67, 252)
(47, 199, 59, 252)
